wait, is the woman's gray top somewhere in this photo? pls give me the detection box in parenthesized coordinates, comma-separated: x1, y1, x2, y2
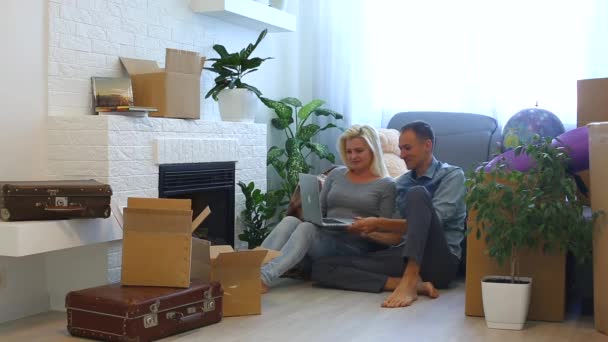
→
(320, 166, 396, 220)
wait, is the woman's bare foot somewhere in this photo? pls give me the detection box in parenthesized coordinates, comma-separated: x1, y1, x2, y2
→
(261, 281, 269, 294)
(382, 278, 418, 308)
(416, 281, 439, 298)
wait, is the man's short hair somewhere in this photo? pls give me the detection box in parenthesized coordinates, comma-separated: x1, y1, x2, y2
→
(400, 120, 435, 146)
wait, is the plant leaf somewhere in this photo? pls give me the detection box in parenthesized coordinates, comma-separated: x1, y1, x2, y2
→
(298, 99, 324, 122)
(314, 108, 343, 120)
(297, 124, 320, 141)
(212, 44, 230, 58)
(261, 97, 293, 123)
(280, 97, 303, 107)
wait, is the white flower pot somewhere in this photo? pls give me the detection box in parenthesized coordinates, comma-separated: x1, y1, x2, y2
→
(270, 0, 288, 11)
(217, 88, 258, 122)
(481, 275, 532, 330)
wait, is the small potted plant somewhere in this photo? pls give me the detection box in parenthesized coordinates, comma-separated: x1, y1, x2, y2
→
(204, 29, 272, 122)
(465, 135, 598, 330)
(237, 181, 283, 249)
(262, 96, 344, 204)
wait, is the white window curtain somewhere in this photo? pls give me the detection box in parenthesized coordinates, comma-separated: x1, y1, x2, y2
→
(302, 0, 608, 129)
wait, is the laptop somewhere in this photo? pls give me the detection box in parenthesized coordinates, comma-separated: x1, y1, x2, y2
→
(299, 173, 354, 229)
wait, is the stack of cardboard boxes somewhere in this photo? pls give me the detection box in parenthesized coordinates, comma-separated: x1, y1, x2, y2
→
(465, 77, 608, 334)
(119, 197, 279, 317)
(580, 77, 608, 335)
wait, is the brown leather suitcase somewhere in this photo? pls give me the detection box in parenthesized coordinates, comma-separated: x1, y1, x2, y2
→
(0, 180, 112, 221)
(65, 280, 223, 342)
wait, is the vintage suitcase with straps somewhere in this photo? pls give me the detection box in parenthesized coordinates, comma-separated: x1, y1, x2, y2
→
(65, 280, 223, 342)
(0, 180, 112, 221)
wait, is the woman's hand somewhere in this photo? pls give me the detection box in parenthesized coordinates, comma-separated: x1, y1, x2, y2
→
(347, 217, 378, 235)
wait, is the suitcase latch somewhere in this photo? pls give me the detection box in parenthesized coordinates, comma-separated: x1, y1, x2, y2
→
(202, 289, 215, 313)
(143, 300, 160, 328)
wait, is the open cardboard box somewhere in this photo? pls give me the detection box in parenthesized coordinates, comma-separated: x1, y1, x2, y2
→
(120, 48, 205, 119)
(120, 197, 210, 288)
(116, 197, 280, 316)
(191, 238, 280, 317)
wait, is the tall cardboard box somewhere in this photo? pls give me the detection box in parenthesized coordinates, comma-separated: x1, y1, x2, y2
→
(121, 198, 209, 288)
(578, 78, 608, 127)
(465, 211, 566, 322)
(589, 122, 608, 335)
(190, 238, 280, 317)
(120, 48, 205, 119)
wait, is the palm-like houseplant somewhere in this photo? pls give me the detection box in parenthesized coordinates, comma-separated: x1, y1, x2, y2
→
(204, 29, 272, 122)
(466, 135, 599, 330)
(262, 97, 344, 204)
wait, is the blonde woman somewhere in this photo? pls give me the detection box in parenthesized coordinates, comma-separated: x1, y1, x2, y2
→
(260, 125, 396, 292)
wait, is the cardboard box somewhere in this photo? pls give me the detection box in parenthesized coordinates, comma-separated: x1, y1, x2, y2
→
(121, 198, 210, 288)
(578, 78, 608, 127)
(589, 122, 608, 335)
(120, 49, 205, 119)
(465, 210, 566, 322)
(190, 238, 280, 317)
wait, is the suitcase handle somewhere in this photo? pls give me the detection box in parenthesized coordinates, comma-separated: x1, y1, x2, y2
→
(166, 311, 204, 324)
(44, 206, 86, 212)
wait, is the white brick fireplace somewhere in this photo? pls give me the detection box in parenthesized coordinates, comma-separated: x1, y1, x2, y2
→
(47, 115, 268, 283)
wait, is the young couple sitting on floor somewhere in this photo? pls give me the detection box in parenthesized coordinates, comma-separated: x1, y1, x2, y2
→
(260, 121, 466, 308)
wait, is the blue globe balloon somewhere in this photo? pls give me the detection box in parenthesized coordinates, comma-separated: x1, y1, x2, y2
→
(502, 108, 565, 151)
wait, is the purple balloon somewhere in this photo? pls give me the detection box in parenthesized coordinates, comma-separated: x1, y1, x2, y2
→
(484, 148, 535, 172)
(551, 126, 589, 173)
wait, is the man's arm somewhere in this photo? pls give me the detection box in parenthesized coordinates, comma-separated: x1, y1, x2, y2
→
(432, 169, 466, 226)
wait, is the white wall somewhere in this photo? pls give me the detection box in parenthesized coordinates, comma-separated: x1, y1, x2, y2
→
(0, 0, 48, 181)
(0, 0, 51, 324)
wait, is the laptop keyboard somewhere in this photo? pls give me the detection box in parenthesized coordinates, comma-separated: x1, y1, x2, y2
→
(323, 218, 347, 224)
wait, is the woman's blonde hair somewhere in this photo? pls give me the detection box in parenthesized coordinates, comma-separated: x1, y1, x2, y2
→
(337, 124, 389, 178)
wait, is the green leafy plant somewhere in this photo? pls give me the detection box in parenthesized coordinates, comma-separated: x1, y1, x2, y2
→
(262, 96, 344, 203)
(204, 29, 272, 100)
(237, 181, 283, 249)
(465, 135, 600, 283)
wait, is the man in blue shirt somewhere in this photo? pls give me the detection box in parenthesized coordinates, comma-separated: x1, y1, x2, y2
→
(311, 121, 466, 308)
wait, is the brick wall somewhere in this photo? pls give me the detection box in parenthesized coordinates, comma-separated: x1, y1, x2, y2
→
(48, 0, 234, 119)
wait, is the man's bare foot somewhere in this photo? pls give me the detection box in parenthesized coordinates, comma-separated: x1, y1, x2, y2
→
(261, 281, 269, 294)
(384, 277, 439, 299)
(416, 281, 439, 298)
(383, 277, 400, 291)
(382, 278, 417, 308)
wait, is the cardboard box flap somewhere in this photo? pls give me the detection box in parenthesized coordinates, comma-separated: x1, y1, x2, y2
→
(128, 197, 191, 210)
(165, 48, 205, 75)
(120, 57, 162, 75)
(209, 245, 235, 260)
(191, 206, 211, 233)
(191, 238, 211, 282)
(253, 247, 281, 264)
(214, 249, 268, 268)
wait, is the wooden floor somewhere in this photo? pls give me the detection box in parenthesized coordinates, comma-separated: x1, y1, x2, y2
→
(0, 279, 606, 342)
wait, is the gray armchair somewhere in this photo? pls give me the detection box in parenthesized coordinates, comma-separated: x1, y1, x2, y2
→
(387, 111, 501, 172)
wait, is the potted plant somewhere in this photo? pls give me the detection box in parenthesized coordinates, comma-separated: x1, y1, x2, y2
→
(237, 181, 283, 249)
(465, 135, 598, 330)
(261, 96, 344, 205)
(204, 29, 272, 122)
